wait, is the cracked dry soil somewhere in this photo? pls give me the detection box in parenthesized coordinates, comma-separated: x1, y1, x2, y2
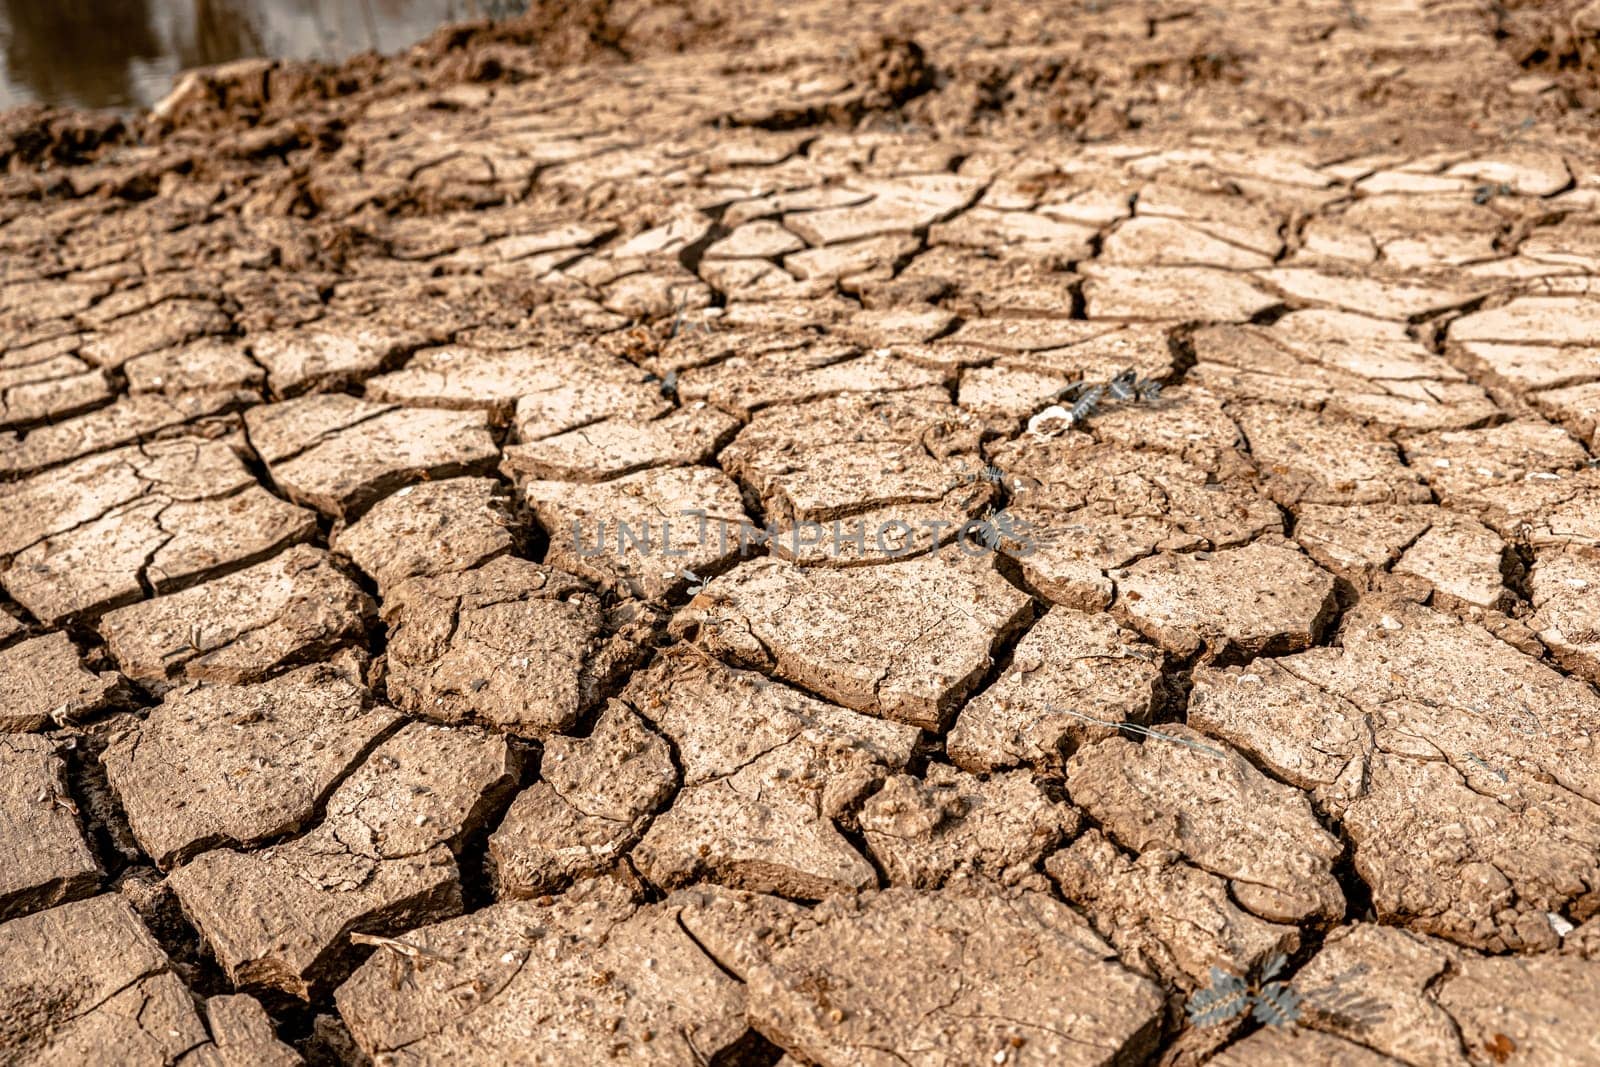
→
(4, 0, 1600, 1063)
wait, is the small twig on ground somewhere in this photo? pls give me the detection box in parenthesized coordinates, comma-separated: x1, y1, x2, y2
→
(1464, 752, 1509, 782)
(350, 932, 454, 964)
(682, 1025, 712, 1067)
(352, 931, 456, 992)
(1045, 704, 1226, 758)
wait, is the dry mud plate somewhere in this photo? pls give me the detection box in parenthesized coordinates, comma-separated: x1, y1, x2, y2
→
(7, 0, 1600, 1062)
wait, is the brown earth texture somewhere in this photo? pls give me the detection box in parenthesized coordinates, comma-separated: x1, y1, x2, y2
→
(4, 0, 1600, 1063)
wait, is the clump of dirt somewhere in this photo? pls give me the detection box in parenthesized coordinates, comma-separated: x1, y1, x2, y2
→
(855, 35, 934, 108)
(1494, 0, 1600, 106)
(144, 53, 396, 136)
(904, 51, 1134, 141)
(0, 105, 127, 170)
(145, 0, 739, 143)
(412, 1, 627, 70)
(406, 0, 739, 74)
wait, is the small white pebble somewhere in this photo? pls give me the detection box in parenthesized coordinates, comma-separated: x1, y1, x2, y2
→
(1026, 404, 1073, 439)
(1550, 912, 1575, 937)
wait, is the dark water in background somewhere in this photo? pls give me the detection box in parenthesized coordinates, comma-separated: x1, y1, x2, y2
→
(0, 0, 529, 112)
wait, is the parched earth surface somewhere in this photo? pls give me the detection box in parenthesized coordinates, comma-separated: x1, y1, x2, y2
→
(5, 0, 1600, 1063)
